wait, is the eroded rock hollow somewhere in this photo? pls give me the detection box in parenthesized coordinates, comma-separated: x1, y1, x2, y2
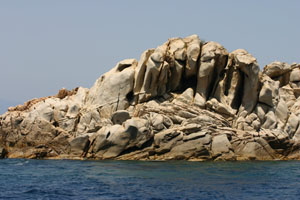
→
(1, 35, 300, 161)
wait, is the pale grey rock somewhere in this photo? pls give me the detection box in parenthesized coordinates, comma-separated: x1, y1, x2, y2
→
(167, 38, 186, 91)
(240, 142, 273, 160)
(235, 116, 247, 130)
(183, 115, 214, 125)
(179, 123, 202, 135)
(91, 118, 152, 159)
(90, 126, 110, 154)
(85, 59, 137, 117)
(123, 118, 152, 148)
(168, 60, 185, 91)
(255, 103, 269, 122)
(213, 62, 242, 112)
(206, 98, 234, 116)
(290, 82, 300, 98)
(1, 34, 300, 161)
(291, 99, 300, 116)
(138, 45, 167, 102)
(111, 110, 131, 125)
(178, 110, 197, 119)
(231, 49, 260, 113)
(76, 109, 103, 134)
(172, 88, 194, 105)
(252, 119, 261, 131)
(211, 134, 232, 156)
(35, 103, 54, 122)
(65, 103, 80, 119)
(275, 99, 289, 124)
(154, 129, 183, 154)
(285, 113, 299, 137)
(168, 140, 209, 160)
(157, 61, 170, 96)
(279, 85, 296, 109)
(262, 111, 277, 129)
(134, 49, 155, 97)
(293, 124, 300, 142)
(93, 125, 126, 158)
(70, 135, 90, 156)
(247, 113, 258, 123)
(150, 113, 165, 131)
(169, 38, 186, 61)
(195, 42, 228, 107)
(183, 131, 207, 142)
(290, 67, 300, 82)
(259, 75, 279, 107)
(263, 62, 291, 86)
(72, 87, 89, 105)
(184, 35, 201, 78)
(263, 61, 291, 78)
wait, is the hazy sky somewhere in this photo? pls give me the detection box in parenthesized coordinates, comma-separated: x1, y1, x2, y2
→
(1, 0, 300, 113)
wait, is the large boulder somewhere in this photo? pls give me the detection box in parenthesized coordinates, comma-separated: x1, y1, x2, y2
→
(194, 42, 228, 108)
(85, 59, 137, 117)
(211, 134, 232, 156)
(90, 118, 152, 159)
(183, 35, 202, 78)
(111, 110, 131, 125)
(263, 62, 291, 86)
(231, 49, 260, 114)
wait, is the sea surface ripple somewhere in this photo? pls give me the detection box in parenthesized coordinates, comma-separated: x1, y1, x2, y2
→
(0, 159, 300, 200)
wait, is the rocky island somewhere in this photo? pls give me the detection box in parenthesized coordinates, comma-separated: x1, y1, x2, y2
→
(1, 35, 300, 161)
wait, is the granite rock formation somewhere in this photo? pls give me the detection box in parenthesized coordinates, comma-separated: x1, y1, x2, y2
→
(1, 35, 300, 161)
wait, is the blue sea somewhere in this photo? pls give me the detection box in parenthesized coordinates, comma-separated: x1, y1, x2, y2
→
(0, 159, 300, 200)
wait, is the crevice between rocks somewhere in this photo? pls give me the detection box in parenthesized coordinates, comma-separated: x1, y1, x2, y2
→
(118, 137, 154, 157)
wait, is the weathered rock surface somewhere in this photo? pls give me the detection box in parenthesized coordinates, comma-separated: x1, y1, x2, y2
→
(1, 35, 300, 161)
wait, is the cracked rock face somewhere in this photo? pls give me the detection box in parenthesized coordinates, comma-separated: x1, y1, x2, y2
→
(1, 34, 300, 161)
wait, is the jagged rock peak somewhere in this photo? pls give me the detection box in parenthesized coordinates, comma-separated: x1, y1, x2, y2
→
(1, 34, 300, 161)
(86, 35, 261, 116)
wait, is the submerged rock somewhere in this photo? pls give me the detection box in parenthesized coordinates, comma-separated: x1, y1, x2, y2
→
(1, 34, 300, 161)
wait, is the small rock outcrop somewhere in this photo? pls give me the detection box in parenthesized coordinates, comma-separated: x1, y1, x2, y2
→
(1, 34, 300, 161)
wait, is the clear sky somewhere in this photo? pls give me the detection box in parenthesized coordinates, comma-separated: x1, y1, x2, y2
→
(1, 0, 300, 113)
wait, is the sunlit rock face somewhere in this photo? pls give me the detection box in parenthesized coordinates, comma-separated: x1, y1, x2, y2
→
(1, 35, 300, 161)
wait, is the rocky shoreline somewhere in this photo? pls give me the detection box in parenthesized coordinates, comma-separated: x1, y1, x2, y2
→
(1, 34, 300, 161)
